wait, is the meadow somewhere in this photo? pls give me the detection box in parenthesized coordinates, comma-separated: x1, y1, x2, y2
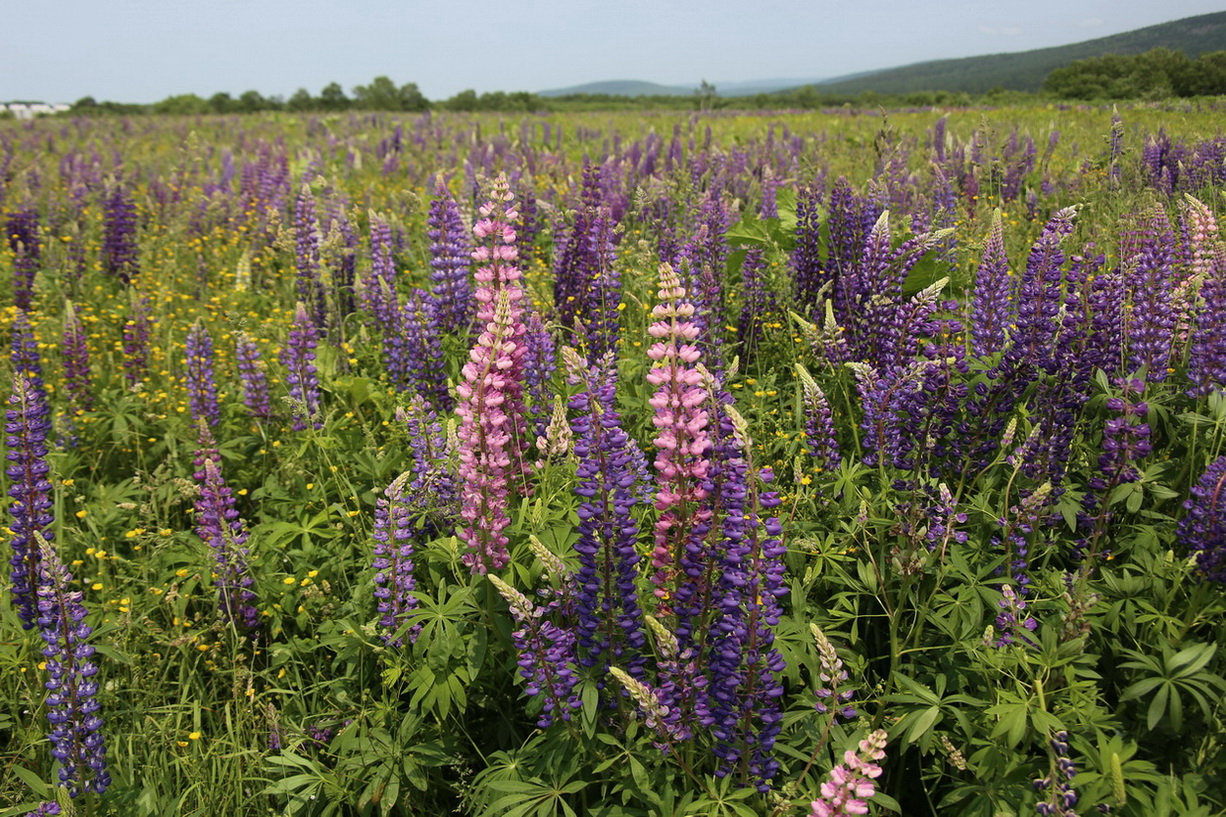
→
(1, 100, 1225, 816)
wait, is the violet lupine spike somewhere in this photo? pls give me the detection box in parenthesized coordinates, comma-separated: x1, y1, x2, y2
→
(971, 210, 1013, 357)
(235, 331, 274, 420)
(993, 584, 1039, 648)
(737, 246, 778, 364)
(399, 289, 451, 410)
(427, 176, 474, 332)
(194, 458, 260, 633)
(488, 575, 582, 728)
(1187, 249, 1226, 397)
(704, 408, 788, 791)
(808, 730, 889, 817)
(371, 471, 422, 646)
(11, 310, 45, 393)
(645, 262, 712, 608)
(185, 321, 221, 429)
(564, 349, 647, 681)
(293, 185, 328, 329)
(1033, 731, 1081, 816)
(6, 208, 41, 311)
(1126, 208, 1177, 381)
(34, 534, 110, 797)
(280, 302, 323, 431)
(360, 212, 397, 324)
(796, 364, 840, 476)
(523, 311, 557, 438)
(6, 375, 54, 629)
(1180, 456, 1226, 583)
(1009, 206, 1078, 372)
(101, 184, 139, 283)
(61, 302, 94, 412)
(121, 298, 152, 388)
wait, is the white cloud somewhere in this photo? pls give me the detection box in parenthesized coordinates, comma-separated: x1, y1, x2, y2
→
(1079, 17, 1105, 27)
(1000, 26, 1022, 36)
(978, 25, 998, 35)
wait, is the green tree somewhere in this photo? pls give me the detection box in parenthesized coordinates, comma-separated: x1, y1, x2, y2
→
(208, 92, 234, 114)
(319, 82, 350, 111)
(287, 88, 316, 112)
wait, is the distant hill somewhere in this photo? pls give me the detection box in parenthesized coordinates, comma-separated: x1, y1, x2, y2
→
(807, 11, 1226, 95)
(538, 77, 828, 98)
(538, 80, 696, 97)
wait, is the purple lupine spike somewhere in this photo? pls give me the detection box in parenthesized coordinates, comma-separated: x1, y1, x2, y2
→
(702, 407, 787, 791)
(371, 471, 422, 646)
(1188, 249, 1226, 397)
(427, 176, 474, 332)
(737, 246, 777, 364)
(6, 375, 54, 629)
(455, 176, 531, 574)
(6, 208, 41, 310)
(1180, 456, 1226, 582)
(121, 297, 152, 388)
(324, 201, 358, 320)
(564, 349, 647, 681)
(971, 210, 1013, 357)
(553, 164, 621, 357)
(489, 574, 582, 727)
(185, 321, 221, 428)
(61, 302, 94, 412)
(235, 331, 274, 419)
(1009, 206, 1078, 371)
(102, 183, 139, 283)
(523, 310, 557, 438)
(808, 730, 888, 817)
(993, 584, 1038, 648)
(280, 302, 322, 431)
(1033, 731, 1080, 816)
(361, 213, 397, 323)
(11, 311, 44, 393)
(194, 458, 260, 633)
(645, 262, 712, 607)
(34, 535, 110, 797)
(993, 482, 1053, 596)
(397, 394, 460, 527)
(1126, 207, 1177, 381)
(796, 364, 840, 475)
(293, 185, 327, 329)
(399, 289, 450, 410)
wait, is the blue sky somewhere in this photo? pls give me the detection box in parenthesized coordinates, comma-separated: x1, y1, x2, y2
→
(5, 1, 1225, 103)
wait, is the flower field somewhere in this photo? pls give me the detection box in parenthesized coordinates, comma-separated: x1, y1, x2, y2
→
(1, 102, 1226, 816)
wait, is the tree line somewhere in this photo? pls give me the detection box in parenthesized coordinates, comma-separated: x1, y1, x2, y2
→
(1042, 48, 1226, 100)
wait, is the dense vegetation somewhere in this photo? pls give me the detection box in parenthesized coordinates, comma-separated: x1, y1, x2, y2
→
(1, 103, 1225, 817)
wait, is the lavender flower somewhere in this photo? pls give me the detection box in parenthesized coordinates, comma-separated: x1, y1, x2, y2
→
(34, 534, 110, 797)
(185, 321, 221, 428)
(1180, 456, 1226, 582)
(399, 290, 450, 410)
(194, 458, 260, 633)
(1187, 249, 1226, 397)
(6, 375, 54, 629)
(1126, 208, 1177, 381)
(796, 364, 840, 476)
(280, 303, 322, 431)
